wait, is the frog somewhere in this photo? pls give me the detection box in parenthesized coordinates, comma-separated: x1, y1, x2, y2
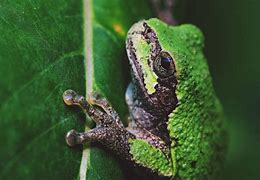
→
(62, 18, 227, 179)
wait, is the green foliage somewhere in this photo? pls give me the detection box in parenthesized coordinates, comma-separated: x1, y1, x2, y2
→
(0, 0, 84, 179)
(0, 0, 152, 179)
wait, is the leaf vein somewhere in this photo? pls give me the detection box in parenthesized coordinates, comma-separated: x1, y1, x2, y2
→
(0, 51, 83, 112)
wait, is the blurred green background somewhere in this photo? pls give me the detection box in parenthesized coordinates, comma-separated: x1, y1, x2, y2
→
(182, 0, 260, 179)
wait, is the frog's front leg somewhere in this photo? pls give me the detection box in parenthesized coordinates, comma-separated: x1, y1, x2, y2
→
(63, 90, 173, 176)
(63, 89, 135, 160)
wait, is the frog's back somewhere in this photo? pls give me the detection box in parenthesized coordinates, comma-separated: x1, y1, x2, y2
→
(147, 19, 227, 178)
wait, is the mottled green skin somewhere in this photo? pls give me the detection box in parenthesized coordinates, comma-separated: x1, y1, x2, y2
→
(129, 19, 227, 178)
(129, 139, 172, 176)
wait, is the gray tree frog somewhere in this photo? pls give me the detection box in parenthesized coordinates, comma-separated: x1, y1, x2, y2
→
(63, 18, 227, 179)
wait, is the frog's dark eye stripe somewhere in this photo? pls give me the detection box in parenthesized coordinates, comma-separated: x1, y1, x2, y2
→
(154, 51, 176, 78)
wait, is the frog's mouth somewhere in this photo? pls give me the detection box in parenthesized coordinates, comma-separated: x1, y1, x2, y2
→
(126, 21, 162, 101)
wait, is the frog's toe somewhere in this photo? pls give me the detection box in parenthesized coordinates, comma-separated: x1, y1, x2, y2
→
(66, 129, 82, 146)
(63, 89, 77, 105)
(88, 91, 104, 103)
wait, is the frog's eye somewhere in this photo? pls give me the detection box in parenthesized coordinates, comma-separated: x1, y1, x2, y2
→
(154, 51, 175, 78)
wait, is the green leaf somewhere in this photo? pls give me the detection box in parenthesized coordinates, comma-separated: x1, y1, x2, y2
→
(0, 0, 152, 179)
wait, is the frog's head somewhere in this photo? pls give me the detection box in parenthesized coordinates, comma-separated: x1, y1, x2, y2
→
(126, 18, 204, 116)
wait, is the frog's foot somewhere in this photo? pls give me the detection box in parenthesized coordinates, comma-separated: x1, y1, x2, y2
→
(63, 89, 114, 126)
(63, 89, 170, 165)
(63, 89, 135, 159)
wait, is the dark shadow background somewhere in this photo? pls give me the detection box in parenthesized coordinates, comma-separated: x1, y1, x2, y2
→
(181, 0, 259, 179)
